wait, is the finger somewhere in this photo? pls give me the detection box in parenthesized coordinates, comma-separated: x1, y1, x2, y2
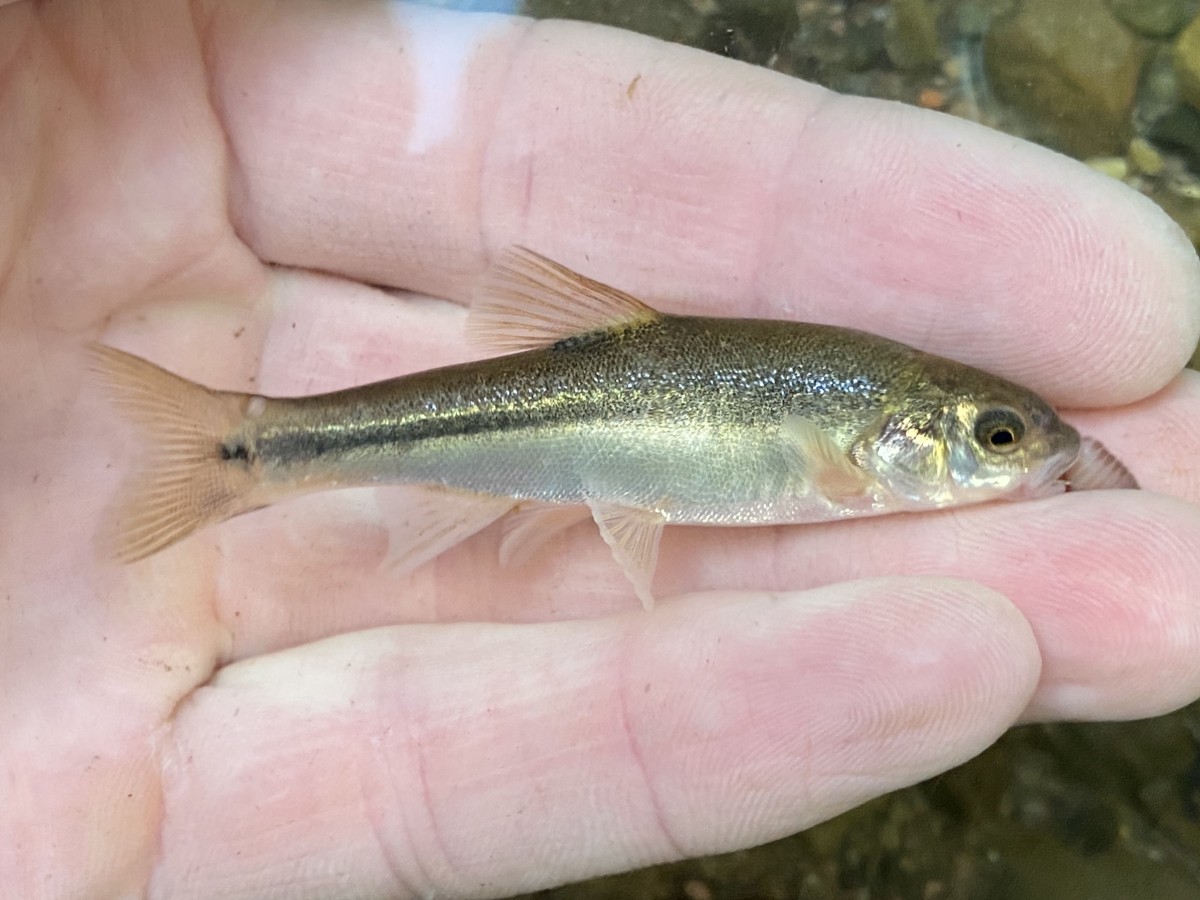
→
(1063, 371, 1200, 505)
(204, 2, 1199, 406)
(669, 490, 1200, 724)
(150, 578, 1038, 899)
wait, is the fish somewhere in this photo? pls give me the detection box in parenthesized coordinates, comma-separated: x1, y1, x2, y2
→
(91, 247, 1135, 607)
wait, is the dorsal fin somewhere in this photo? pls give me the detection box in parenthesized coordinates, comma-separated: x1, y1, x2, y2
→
(467, 247, 659, 352)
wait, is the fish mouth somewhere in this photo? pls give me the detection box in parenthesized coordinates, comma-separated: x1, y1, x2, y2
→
(1014, 433, 1081, 500)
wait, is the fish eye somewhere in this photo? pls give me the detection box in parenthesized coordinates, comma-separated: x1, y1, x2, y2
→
(974, 407, 1026, 453)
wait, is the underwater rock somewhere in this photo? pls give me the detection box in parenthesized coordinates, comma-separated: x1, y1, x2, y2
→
(1107, 0, 1196, 38)
(984, 0, 1147, 157)
(1174, 12, 1200, 110)
(884, 0, 942, 71)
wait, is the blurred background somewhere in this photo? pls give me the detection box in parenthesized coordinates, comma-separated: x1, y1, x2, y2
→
(428, 2, 1200, 897)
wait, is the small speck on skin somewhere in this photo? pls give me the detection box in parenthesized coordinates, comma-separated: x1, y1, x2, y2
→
(626, 73, 641, 99)
(233, 326, 245, 339)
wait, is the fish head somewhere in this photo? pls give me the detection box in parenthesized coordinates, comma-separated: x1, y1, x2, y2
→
(859, 374, 1081, 509)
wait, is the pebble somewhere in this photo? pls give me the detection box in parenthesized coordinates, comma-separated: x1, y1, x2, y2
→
(1085, 156, 1131, 179)
(1128, 137, 1167, 176)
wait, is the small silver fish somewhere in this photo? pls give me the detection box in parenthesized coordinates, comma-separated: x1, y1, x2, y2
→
(92, 248, 1136, 606)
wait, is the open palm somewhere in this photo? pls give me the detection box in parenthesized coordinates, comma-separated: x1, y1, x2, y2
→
(4, 2, 1200, 898)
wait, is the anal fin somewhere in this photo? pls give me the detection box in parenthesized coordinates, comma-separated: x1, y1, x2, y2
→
(586, 499, 666, 611)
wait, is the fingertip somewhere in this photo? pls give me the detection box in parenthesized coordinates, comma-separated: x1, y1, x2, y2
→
(1008, 491, 1200, 723)
(765, 95, 1200, 406)
(1067, 370, 1200, 504)
(620, 577, 1040, 851)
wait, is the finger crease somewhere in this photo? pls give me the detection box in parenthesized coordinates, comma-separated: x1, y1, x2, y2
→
(617, 650, 685, 859)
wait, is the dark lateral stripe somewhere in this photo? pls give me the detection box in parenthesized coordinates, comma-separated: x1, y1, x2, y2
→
(256, 402, 605, 462)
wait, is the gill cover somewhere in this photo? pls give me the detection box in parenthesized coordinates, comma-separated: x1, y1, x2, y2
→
(857, 406, 956, 505)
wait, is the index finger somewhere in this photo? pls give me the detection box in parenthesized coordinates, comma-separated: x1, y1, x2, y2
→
(205, 2, 1199, 407)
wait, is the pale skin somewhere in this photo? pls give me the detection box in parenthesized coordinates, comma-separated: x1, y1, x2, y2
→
(3, 1, 1200, 897)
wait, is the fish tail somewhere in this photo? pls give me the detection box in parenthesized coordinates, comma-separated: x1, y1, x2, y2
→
(89, 344, 263, 562)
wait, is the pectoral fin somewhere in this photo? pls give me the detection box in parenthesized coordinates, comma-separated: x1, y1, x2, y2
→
(781, 415, 872, 503)
(586, 499, 666, 611)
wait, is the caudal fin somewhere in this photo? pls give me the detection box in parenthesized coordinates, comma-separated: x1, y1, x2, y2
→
(89, 344, 261, 562)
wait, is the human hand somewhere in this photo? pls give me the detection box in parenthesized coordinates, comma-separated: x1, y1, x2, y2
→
(3, 2, 1199, 898)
